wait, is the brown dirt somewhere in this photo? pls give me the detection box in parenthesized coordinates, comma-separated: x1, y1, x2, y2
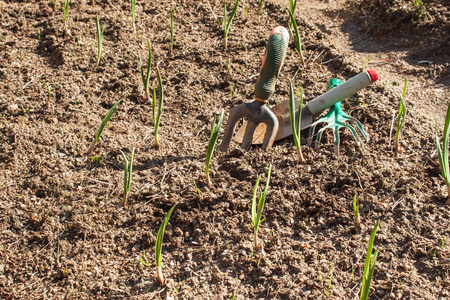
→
(1, 0, 449, 299)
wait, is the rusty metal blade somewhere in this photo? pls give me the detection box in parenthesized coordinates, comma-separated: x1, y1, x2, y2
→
(233, 99, 313, 145)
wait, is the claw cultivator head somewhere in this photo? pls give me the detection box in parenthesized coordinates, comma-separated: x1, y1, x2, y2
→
(308, 79, 369, 156)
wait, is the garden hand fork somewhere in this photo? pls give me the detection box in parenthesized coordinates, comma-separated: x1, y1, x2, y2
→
(220, 26, 289, 151)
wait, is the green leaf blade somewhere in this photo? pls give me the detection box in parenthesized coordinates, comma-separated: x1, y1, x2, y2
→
(128, 148, 135, 191)
(224, 0, 239, 40)
(254, 165, 271, 236)
(251, 175, 261, 227)
(442, 103, 450, 183)
(94, 100, 120, 144)
(289, 79, 299, 149)
(360, 220, 380, 300)
(155, 202, 178, 268)
(120, 150, 129, 193)
(205, 109, 224, 184)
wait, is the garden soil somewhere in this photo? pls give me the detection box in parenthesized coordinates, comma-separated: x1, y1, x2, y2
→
(1, 0, 449, 299)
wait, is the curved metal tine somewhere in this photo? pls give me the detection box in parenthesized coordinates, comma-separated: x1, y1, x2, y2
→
(338, 113, 351, 122)
(258, 106, 279, 150)
(219, 104, 248, 151)
(315, 123, 334, 151)
(335, 113, 349, 125)
(341, 115, 369, 142)
(342, 123, 363, 145)
(262, 122, 278, 151)
(308, 121, 320, 146)
(241, 120, 258, 151)
(308, 114, 334, 145)
(352, 118, 369, 142)
(333, 126, 341, 156)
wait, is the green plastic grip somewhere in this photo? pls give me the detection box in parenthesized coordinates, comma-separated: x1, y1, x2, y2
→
(255, 27, 289, 102)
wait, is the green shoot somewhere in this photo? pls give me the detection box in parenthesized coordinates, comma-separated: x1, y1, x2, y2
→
(289, 79, 305, 163)
(120, 148, 135, 207)
(352, 194, 361, 233)
(139, 40, 152, 104)
(287, 6, 305, 65)
(40, 80, 52, 110)
(152, 85, 157, 122)
(87, 100, 120, 155)
(288, 0, 297, 33)
(435, 102, 450, 206)
(53, 0, 57, 11)
(243, 4, 249, 19)
(193, 182, 203, 200)
(170, 9, 174, 56)
(139, 252, 151, 266)
(90, 155, 104, 165)
(394, 78, 407, 155)
(154, 65, 164, 150)
(95, 15, 104, 67)
(63, 0, 70, 32)
(251, 164, 272, 252)
(155, 202, 178, 286)
(131, 0, 136, 34)
(257, 0, 264, 16)
(205, 109, 224, 187)
(223, 0, 239, 50)
(360, 220, 380, 300)
(411, 0, 426, 20)
(289, 0, 297, 17)
(327, 264, 334, 291)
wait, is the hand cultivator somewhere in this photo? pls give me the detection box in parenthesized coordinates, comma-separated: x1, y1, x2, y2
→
(307, 78, 370, 156)
(220, 25, 378, 154)
(220, 26, 290, 151)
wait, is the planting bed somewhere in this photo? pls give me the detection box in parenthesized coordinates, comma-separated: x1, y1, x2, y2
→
(1, 0, 449, 299)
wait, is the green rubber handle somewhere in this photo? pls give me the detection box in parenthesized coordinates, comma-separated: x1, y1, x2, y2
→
(255, 27, 289, 101)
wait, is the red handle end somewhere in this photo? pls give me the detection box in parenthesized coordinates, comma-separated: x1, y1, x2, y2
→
(367, 69, 378, 83)
(269, 26, 289, 41)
